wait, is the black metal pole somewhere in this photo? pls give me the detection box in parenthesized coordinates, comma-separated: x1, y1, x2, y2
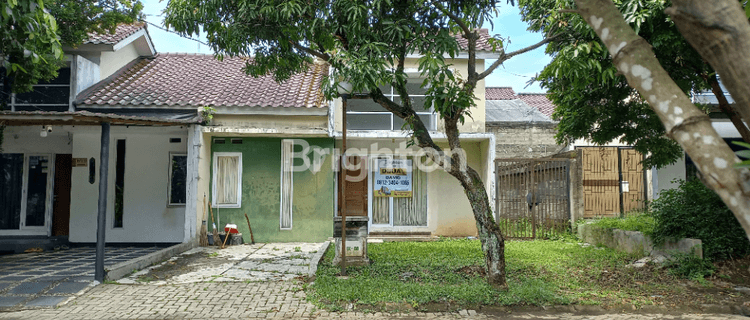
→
(95, 122, 110, 282)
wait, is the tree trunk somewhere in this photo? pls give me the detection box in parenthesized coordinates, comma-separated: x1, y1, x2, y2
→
(463, 166, 507, 289)
(667, 0, 750, 127)
(442, 118, 507, 289)
(574, 0, 750, 238)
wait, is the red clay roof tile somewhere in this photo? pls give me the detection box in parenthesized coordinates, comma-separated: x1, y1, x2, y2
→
(76, 53, 328, 109)
(486, 87, 555, 117)
(517, 93, 555, 117)
(455, 29, 495, 52)
(83, 23, 146, 45)
(486, 87, 517, 100)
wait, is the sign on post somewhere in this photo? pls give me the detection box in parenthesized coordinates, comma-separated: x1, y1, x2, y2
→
(373, 159, 412, 197)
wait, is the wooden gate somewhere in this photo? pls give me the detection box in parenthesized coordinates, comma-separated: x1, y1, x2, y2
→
(495, 159, 570, 239)
(581, 147, 646, 217)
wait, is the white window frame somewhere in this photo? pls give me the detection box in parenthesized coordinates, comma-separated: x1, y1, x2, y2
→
(347, 82, 437, 131)
(279, 140, 294, 230)
(167, 152, 188, 207)
(212, 152, 242, 208)
(6, 66, 72, 111)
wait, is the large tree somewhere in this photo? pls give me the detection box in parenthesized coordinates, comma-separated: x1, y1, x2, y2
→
(519, 0, 750, 169)
(164, 0, 554, 288)
(559, 0, 750, 237)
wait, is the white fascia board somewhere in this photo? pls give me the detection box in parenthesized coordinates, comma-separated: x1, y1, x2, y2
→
(406, 51, 500, 60)
(331, 130, 494, 142)
(214, 105, 328, 116)
(113, 29, 156, 56)
(202, 126, 329, 137)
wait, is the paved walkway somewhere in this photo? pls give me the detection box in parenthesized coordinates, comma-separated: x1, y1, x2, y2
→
(0, 246, 162, 309)
(0, 282, 744, 319)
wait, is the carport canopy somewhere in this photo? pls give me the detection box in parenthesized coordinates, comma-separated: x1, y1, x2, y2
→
(0, 110, 201, 282)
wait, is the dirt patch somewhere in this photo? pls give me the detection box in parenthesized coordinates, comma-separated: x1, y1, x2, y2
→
(456, 265, 486, 278)
(136, 252, 233, 282)
(713, 255, 750, 286)
(585, 259, 749, 310)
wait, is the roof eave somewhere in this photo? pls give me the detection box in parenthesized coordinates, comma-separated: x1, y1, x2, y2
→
(406, 51, 499, 60)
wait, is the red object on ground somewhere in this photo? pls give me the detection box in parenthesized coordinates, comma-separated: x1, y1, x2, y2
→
(224, 224, 238, 234)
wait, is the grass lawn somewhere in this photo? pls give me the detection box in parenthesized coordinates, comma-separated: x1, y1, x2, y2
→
(306, 237, 691, 312)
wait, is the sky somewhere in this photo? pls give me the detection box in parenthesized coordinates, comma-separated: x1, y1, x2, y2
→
(141, 0, 550, 93)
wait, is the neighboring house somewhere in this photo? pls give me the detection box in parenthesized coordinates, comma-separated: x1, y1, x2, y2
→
(485, 87, 561, 159)
(0, 24, 201, 253)
(486, 87, 650, 220)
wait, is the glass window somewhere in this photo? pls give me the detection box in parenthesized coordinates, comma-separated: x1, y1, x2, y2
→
(0, 154, 24, 230)
(346, 81, 437, 131)
(114, 140, 125, 228)
(9, 67, 71, 111)
(169, 153, 188, 206)
(25, 155, 50, 227)
(213, 153, 242, 208)
(371, 157, 428, 227)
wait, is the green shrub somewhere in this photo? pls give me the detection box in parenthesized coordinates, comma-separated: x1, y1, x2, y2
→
(587, 214, 655, 235)
(663, 252, 715, 280)
(650, 179, 750, 261)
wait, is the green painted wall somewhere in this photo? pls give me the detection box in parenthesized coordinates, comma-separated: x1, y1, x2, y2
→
(211, 137, 334, 243)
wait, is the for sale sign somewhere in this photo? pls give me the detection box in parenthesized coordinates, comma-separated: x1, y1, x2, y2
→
(373, 159, 412, 197)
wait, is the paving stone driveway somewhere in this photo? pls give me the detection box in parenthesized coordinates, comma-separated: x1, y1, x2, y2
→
(117, 242, 325, 284)
(0, 246, 162, 309)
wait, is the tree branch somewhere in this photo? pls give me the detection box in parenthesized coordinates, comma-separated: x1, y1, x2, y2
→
(575, 0, 750, 237)
(430, 0, 471, 36)
(666, 0, 750, 130)
(478, 34, 560, 80)
(706, 73, 750, 143)
(289, 41, 330, 61)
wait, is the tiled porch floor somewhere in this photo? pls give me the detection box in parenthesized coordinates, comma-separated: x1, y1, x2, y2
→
(0, 246, 162, 309)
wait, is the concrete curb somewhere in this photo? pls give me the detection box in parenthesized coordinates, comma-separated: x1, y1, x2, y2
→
(105, 240, 198, 281)
(307, 241, 331, 280)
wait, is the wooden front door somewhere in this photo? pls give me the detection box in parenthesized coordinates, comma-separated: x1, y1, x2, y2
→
(581, 147, 646, 217)
(52, 154, 72, 236)
(582, 148, 620, 217)
(339, 156, 368, 217)
(620, 149, 646, 213)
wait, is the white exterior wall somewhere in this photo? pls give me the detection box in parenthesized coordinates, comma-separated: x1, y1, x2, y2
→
(2, 127, 73, 154)
(655, 156, 686, 197)
(69, 126, 188, 243)
(99, 42, 139, 79)
(74, 55, 101, 96)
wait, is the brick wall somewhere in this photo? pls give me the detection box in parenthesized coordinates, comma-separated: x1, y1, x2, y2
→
(487, 122, 564, 159)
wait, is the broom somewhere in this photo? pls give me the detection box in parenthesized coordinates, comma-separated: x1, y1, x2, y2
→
(199, 194, 209, 246)
(209, 197, 220, 245)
